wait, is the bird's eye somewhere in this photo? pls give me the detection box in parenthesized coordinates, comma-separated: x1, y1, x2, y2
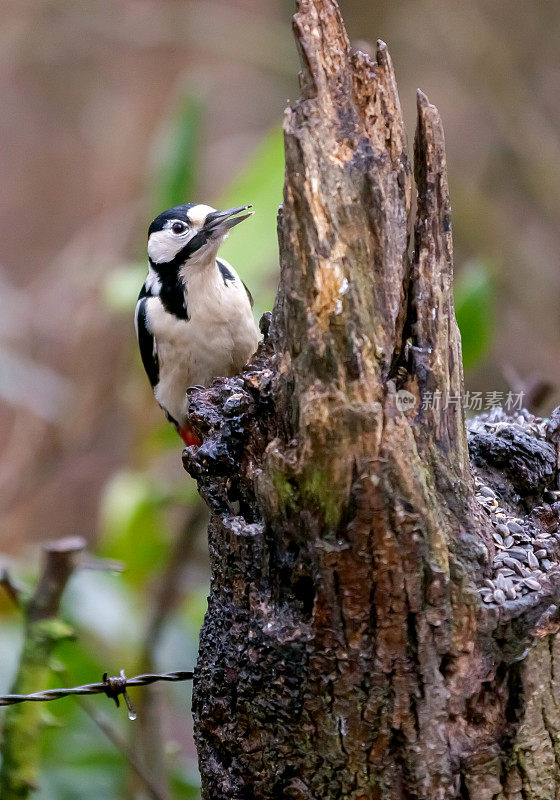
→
(171, 221, 186, 234)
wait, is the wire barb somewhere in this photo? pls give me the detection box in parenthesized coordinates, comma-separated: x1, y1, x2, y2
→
(0, 670, 194, 711)
(103, 669, 129, 710)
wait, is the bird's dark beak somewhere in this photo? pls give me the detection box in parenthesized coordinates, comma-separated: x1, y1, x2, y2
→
(203, 206, 253, 235)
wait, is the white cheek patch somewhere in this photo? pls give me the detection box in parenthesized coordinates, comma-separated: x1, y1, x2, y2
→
(187, 204, 215, 228)
(148, 230, 188, 264)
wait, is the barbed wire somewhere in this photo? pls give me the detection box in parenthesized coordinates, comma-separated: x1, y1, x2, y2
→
(0, 670, 194, 716)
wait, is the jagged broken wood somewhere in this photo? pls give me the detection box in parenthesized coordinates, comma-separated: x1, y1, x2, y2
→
(183, 1, 560, 798)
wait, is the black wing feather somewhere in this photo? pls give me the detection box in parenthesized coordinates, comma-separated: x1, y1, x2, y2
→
(135, 296, 159, 388)
(241, 279, 254, 308)
(217, 258, 254, 307)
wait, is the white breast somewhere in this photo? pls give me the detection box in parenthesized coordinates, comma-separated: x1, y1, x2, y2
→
(145, 260, 259, 426)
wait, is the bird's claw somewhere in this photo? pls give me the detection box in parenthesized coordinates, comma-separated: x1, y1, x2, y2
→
(186, 384, 205, 397)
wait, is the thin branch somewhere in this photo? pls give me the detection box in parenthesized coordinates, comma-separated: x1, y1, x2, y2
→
(28, 536, 85, 622)
(143, 504, 207, 659)
(77, 698, 168, 800)
(134, 503, 206, 799)
(0, 536, 86, 799)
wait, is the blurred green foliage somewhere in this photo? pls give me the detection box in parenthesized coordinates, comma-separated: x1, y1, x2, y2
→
(455, 260, 495, 371)
(98, 470, 196, 587)
(152, 95, 204, 216)
(218, 126, 284, 315)
(103, 263, 146, 314)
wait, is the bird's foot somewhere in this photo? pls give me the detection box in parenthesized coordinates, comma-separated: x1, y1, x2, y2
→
(186, 384, 206, 397)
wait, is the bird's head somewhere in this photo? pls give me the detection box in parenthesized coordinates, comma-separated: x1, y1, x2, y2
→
(147, 203, 253, 271)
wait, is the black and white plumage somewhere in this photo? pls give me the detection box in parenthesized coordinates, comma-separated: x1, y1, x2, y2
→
(135, 203, 260, 445)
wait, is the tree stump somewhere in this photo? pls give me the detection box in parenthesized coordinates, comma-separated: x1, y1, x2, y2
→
(183, 1, 560, 798)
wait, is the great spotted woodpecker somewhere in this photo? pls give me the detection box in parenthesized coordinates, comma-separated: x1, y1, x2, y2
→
(135, 203, 259, 446)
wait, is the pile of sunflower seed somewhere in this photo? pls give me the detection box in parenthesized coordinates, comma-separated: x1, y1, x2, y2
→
(475, 477, 560, 605)
(468, 409, 549, 439)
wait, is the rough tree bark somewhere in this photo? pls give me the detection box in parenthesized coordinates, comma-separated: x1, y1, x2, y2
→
(183, 2, 560, 798)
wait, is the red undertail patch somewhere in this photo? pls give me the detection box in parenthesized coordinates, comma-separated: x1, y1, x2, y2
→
(178, 423, 202, 448)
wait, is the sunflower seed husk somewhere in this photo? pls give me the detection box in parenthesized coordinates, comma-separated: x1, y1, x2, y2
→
(507, 522, 524, 535)
(507, 548, 528, 562)
(524, 578, 541, 591)
(496, 524, 510, 537)
(512, 560, 526, 576)
(496, 573, 507, 589)
(527, 551, 539, 569)
(504, 536, 515, 548)
(535, 549, 547, 559)
(493, 588, 506, 603)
